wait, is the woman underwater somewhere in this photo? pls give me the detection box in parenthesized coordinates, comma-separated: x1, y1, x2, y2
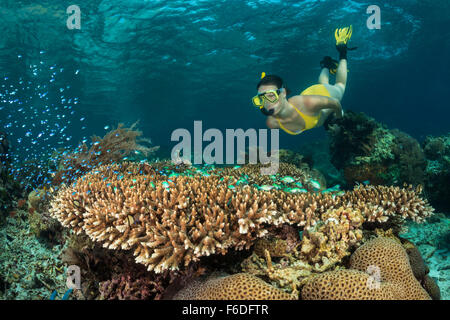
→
(252, 26, 356, 134)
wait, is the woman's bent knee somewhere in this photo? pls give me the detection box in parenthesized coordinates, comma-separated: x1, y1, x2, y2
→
(324, 84, 345, 101)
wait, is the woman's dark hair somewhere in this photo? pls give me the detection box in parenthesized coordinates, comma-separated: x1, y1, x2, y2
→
(256, 74, 291, 95)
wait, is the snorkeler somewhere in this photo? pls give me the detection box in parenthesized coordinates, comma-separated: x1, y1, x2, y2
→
(252, 26, 356, 135)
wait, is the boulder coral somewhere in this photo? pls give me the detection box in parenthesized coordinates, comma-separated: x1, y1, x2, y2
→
(302, 237, 432, 300)
(173, 273, 295, 300)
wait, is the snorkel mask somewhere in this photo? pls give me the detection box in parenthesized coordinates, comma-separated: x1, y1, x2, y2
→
(252, 72, 283, 116)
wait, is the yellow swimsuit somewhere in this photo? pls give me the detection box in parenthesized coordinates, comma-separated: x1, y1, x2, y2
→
(276, 84, 331, 135)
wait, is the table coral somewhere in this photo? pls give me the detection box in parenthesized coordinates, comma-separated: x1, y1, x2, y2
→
(49, 161, 434, 274)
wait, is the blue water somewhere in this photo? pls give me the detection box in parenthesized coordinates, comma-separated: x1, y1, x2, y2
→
(1, 1, 449, 301)
(0, 0, 449, 187)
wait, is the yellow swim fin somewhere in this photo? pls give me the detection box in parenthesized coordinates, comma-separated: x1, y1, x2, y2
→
(335, 25, 353, 45)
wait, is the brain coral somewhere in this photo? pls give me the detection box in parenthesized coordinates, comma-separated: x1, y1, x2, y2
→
(302, 237, 432, 300)
(173, 273, 294, 300)
(349, 237, 430, 300)
(301, 269, 399, 300)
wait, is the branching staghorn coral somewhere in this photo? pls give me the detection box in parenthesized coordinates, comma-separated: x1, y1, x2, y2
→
(49, 162, 434, 274)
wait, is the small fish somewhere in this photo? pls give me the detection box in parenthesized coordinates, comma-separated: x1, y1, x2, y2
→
(362, 180, 370, 186)
(259, 185, 274, 191)
(321, 184, 341, 194)
(289, 188, 308, 193)
(309, 179, 321, 191)
(333, 191, 346, 197)
(281, 176, 295, 184)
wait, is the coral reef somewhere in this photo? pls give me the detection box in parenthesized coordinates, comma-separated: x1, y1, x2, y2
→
(422, 275, 441, 300)
(12, 158, 55, 192)
(401, 238, 429, 279)
(0, 131, 10, 177)
(59, 233, 193, 300)
(400, 213, 449, 299)
(327, 111, 386, 170)
(302, 237, 431, 300)
(297, 139, 345, 187)
(349, 237, 431, 299)
(99, 272, 163, 300)
(422, 134, 450, 213)
(0, 132, 26, 226)
(213, 162, 323, 192)
(241, 244, 341, 295)
(27, 188, 63, 243)
(302, 269, 400, 299)
(277, 149, 311, 170)
(0, 209, 66, 299)
(389, 129, 426, 185)
(253, 237, 290, 258)
(327, 111, 426, 187)
(300, 206, 364, 265)
(400, 238, 441, 300)
(173, 273, 295, 300)
(51, 122, 159, 186)
(49, 161, 433, 275)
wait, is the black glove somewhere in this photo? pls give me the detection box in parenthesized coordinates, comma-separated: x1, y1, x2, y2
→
(336, 44, 358, 60)
(320, 56, 338, 70)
